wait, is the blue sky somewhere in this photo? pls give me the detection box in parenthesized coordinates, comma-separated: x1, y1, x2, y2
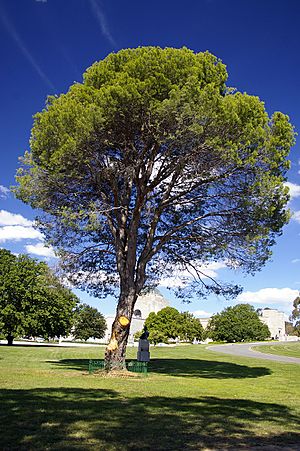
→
(0, 0, 300, 318)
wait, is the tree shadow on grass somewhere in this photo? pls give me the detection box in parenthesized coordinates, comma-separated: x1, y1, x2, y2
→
(48, 358, 90, 371)
(0, 388, 299, 450)
(149, 359, 271, 378)
(53, 358, 271, 379)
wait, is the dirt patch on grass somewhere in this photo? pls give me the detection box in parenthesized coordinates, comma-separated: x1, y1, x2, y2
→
(92, 369, 144, 378)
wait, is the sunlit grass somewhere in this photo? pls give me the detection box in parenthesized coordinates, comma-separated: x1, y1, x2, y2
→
(0, 343, 299, 449)
(253, 341, 300, 358)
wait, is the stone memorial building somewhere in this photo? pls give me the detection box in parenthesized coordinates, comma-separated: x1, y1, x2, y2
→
(258, 308, 287, 339)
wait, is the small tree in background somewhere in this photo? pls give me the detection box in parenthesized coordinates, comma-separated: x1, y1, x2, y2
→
(145, 307, 182, 341)
(149, 330, 169, 345)
(0, 249, 35, 345)
(134, 328, 168, 345)
(290, 294, 300, 336)
(73, 303, 106, 341)
(206, 304, 270, 342)
(29, 267, 79, 340)
(0, 249, 78, 345)
(144, 307, 203, 343)
(179, 312, 203, 342)
(285, 321, 295, 336)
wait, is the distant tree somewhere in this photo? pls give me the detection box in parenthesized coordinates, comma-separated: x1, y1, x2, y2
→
(0, 249, 78, 345)
(29, 268, 79, 340)
(290, 294, 300, 336)
(145, 307, 182, 341)
(179, 312, 204, 342)
(15, 47, 295, 369)
(133, 330, 142, 341)
(285, 321, 295, 336)
(73, 303, 106, 341)
(144, 307, 203, 343)
(0, 249, 33, 345)
(206, 304, 270, 342)
(148, 329, 168, 345)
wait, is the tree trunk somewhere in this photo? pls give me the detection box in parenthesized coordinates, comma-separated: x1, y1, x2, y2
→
(104, 287, 137, 370)
(6, 335, 14, 346)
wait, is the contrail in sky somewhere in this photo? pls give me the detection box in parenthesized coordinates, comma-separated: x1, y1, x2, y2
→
(89, 0, 117, 48)
(0, 5, 56, 91)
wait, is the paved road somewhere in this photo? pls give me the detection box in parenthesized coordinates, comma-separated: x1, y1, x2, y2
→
(208, 342, 300, 364)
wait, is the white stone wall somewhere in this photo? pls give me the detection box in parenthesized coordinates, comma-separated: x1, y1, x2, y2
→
(259, 308, 287, 339)
(198, 318, 210, 329)
(133, 289, 169, 319)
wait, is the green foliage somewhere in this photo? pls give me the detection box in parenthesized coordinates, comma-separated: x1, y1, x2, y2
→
(179, 311, 204, 342)
(0, 249, 45, 342)
(135, 325, 168, 345)
(206, 304, 270, 342)
(133, 330, 142, 341)
(14, 47, 295, 303)
(145, 307, 182, 341)
(285, 322, 295, 336)
(144, 307, 203, 343)
(148, 329, 168, 345)
(290, 294, 300, 336)
(73, 303, 106, 341)
(0, 249, 78, 344)
(29, 268, 79, 340)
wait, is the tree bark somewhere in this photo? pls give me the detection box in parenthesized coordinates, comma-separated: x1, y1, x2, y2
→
(6, 335, 14, 346)
(104, 286, 138, 370)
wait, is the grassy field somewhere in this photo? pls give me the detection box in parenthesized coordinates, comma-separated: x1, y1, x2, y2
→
(0, 343, 299, 450)
(253, 342, 300, 358)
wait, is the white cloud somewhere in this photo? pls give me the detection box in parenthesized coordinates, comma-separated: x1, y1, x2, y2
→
(0, 210, 33, 226)
(292, 259, 300, 264)
(236, 287, 298, 307)
(0, 225, 43, 242)
(285, 182, 300, 199)
(0, 186, 10, 198)
(158, 276, 186, 288)
(159, 261, 227, 288)
(0, 210, 56, 257)
(192, 310, 213, 318)
(25, 242, 56, 258)
(292, 211, 300, 223)
(0, 210, 44, 243)
(198, 261, 227, 278)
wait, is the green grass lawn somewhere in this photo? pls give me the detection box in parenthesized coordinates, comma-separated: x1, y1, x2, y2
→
(0, 344, 299, 450)
(253, 341, 300, 358)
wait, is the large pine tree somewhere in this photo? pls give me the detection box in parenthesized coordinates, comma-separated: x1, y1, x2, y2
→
(15, 47, 295, 368)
